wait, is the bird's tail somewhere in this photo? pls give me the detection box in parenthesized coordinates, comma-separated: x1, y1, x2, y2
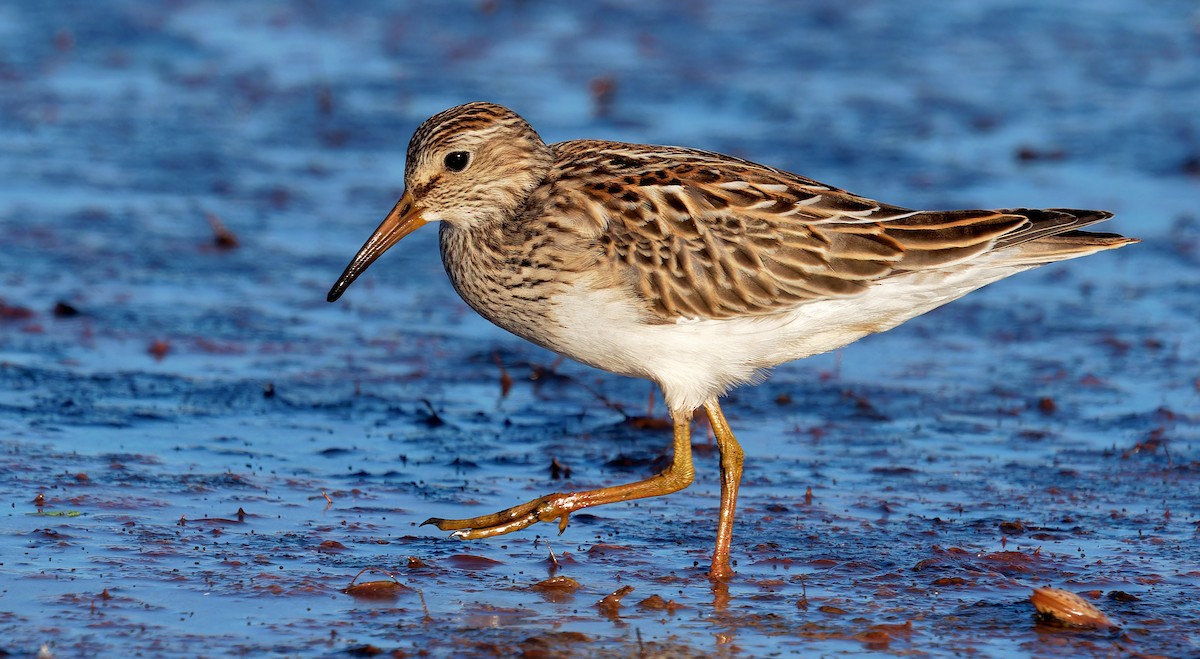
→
(992, 208, 1138, 266)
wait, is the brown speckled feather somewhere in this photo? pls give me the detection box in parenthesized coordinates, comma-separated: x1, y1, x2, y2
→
(542, 140, 1108, 323)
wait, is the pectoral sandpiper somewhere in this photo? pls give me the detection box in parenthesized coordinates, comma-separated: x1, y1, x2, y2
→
(328, 102, 1135, 579)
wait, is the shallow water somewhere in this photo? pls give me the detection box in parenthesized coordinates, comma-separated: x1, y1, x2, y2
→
(2, 1, 1199, 656)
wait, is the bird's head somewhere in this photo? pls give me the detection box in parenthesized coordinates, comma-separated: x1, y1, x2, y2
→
(327, 102, 551, 302)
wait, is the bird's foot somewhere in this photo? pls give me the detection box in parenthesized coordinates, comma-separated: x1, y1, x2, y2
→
(422, 492, 574, 539)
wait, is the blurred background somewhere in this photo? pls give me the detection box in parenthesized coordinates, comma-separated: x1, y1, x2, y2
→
(1, 1, 1197, 656)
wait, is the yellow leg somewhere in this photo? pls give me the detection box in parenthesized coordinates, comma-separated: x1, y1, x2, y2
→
(423, 409, 696, 538)
(704, 399, 743, 581)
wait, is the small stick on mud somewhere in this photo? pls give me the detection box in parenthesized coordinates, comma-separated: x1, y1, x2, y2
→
(493, 352, 513, 398)
(205, 211, 239, 249)
(418, 589, 432, 622)
(307, 491, 334, 507)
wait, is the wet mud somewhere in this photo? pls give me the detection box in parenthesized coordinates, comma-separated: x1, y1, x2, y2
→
(2, 1, 1198, 656)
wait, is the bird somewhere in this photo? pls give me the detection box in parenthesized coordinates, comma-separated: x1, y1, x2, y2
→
(326, 101, 1135, 580)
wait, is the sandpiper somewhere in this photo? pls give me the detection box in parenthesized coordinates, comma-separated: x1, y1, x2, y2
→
(328, 102, 1135, 579)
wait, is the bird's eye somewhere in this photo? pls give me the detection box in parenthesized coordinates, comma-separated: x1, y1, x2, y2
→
(444, 151, 470, 172)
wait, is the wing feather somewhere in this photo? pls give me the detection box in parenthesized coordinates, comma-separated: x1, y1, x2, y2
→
(547, 140, 1120, 322)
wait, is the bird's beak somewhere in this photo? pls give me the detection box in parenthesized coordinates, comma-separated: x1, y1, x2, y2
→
(327, 190, 426, 302)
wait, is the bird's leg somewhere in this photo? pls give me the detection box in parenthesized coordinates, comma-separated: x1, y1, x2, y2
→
(423, 409, 696, 539)
(703, 398, 743, 581)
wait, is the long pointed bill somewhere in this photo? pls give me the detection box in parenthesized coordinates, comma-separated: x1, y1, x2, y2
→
(327, 191, 426, 302)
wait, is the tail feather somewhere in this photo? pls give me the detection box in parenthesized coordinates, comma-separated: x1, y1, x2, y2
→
(993, 208, 1109, 248)
(887, 207, 1135, 273)
(990, 208, 1137, 265)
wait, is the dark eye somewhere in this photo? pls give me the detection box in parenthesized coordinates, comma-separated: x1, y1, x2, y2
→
(444, 151, 470, 172)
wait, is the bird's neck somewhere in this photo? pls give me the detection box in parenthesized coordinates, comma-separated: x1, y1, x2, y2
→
(436, 198, 575, 352)
(437, 220, 527, 330)
(439, 220, 508, 281)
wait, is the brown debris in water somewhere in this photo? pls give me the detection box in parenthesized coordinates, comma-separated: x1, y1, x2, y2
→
(148, 340, 170, 361)
(636, 594, 685, 613)
(540, 544, 578, 575)
(597, 585, 634, 616)
(625, 415, 672, 431)
(53, 301, 80, 317)
(520, 631, 593, 657)
(343, 580, 409, 600)
(186, 509, 248, 526)
(205, 211, 239, 249)
(586, 543, 631, 557)
(446, 553, 503, 570)
(343, 567, 411, 601)
(531, 576, 580, 593)
(0, 300, 35, 321)
(405, 556, 429, 569)
(531, 575, 581, 603)
(418, 399, 445, 427)
(1030, 587, 1115, 628)
(493, 352, 513, 397)
(1015, 144, 1067, 162)
(588, 75, 617, 117)
(1122, 427, 1171, 460)
(855, 621, 913, 651)
(1000, 520, 1027, 535)
(418, 589, 432, 622)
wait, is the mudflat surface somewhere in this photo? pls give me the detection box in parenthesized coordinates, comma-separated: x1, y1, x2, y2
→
(2, 2, 1198, 657)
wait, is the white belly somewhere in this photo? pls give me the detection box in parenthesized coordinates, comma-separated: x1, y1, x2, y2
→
(542, 259, 1035, 413)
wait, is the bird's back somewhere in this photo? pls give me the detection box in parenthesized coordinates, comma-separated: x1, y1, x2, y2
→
(533, 140, 1135, 326)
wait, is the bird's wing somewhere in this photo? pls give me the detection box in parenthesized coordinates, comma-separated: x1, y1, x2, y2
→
(549, 140, 1035, 322)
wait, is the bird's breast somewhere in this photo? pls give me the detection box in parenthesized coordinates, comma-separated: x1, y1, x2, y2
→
(438, 223, 578, 352)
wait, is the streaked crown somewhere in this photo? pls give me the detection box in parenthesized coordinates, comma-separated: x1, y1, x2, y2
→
(403, 102, 553, 226)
